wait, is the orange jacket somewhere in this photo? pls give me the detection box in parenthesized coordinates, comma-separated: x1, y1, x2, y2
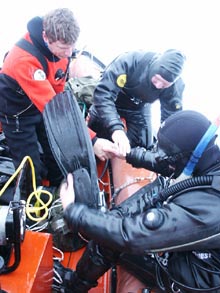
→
(1, 33, 68, 113)
(0, 16, 96, 141)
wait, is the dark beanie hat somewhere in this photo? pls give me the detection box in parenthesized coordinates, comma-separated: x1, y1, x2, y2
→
(157, 110, 211, 156)
(150, 49, 186, 83)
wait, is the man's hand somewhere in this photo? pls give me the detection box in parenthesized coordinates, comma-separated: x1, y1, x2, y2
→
(59, 173, 75, 210)
(112, 130, 131, 157)
(93, 138, 123, 161)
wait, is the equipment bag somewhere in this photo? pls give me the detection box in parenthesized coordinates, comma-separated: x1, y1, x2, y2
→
(66, 76, 98, 117)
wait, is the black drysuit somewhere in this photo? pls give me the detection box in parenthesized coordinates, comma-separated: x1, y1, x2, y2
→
(64, 168, 220, 292)
(88, 51, 185, 148)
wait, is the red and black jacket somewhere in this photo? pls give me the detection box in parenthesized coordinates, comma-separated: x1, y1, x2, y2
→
(0, 16, 69, 116)
(0, 16, 96, 141)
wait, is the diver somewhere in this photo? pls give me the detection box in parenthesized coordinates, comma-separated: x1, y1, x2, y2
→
(57, 110, 220, 292)
(88, 49, 186, 157)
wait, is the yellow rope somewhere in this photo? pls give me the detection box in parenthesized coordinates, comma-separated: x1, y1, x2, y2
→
(0, 155, 53, 222)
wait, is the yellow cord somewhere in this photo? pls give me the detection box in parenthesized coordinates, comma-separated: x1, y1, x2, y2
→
(0, 155, 53, 222)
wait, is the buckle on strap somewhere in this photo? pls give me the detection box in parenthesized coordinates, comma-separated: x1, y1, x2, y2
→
(171, 282, 181, 293)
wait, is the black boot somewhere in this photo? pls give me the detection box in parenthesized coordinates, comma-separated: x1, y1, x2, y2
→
(53, 241, 118, 292)
(66, 271, 97, 293)
(70, 241, 115, 292)
(53, 267, 97, 293)
(53, 260, 75, 292)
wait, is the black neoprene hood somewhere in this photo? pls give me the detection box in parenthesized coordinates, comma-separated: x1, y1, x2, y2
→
(157, 110, 211, 156)
(150, 49, 186, 83)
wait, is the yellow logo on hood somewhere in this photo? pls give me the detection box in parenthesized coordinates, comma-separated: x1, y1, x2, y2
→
(116, 74, 127, 88)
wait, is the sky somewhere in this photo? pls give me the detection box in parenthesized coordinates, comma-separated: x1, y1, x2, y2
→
(0, 0, 219, 131)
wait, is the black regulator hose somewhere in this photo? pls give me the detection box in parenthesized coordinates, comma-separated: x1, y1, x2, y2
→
(126, 147, 216, 204)
(156, 175, 213, 204)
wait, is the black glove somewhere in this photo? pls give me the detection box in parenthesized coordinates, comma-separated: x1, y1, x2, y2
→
(126, 147, 156, 169)
(126, 146, 174, 177)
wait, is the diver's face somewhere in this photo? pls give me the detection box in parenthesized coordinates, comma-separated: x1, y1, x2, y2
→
(151, 74, 173, 89)
(47, 40, 74, 59)
(43, 31, 74, 59)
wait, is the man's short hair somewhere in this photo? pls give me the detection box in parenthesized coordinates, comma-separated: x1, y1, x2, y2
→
(43, 8, 80, 45)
